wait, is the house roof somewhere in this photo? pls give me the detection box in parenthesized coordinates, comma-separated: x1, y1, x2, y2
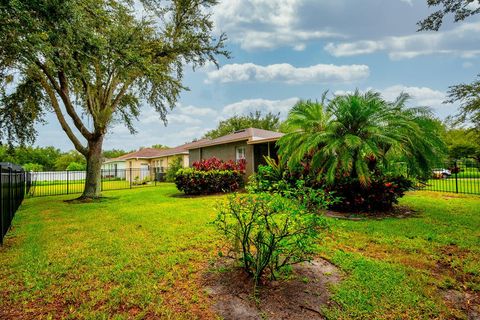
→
(186, 128, 284, 149)
(104, 139, 209, 163)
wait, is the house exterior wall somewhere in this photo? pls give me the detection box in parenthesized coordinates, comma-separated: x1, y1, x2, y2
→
(189, 141, 255, 177)
(123, 155, 189, 181)
(189, 149, 201, 164)
(149, 154, 188, 171)
(101, 161, 126, 171)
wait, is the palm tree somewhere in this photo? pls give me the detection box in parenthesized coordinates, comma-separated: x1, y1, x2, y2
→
(277, 90, 446, 186)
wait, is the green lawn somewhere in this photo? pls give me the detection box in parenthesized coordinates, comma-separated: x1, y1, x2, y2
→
(30, 180, 158, 197)
(1, 185, 479, 319)
(422, 178, 480, 194)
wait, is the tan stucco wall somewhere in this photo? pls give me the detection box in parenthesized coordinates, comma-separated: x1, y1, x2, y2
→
(124, 155, 188, 181)
(188, 141, 255, 176)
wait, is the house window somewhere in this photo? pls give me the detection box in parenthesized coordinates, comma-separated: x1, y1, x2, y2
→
(236, 146, 246, 161)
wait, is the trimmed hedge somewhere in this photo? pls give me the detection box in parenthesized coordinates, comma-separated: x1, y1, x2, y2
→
(175, 168, 244, 195)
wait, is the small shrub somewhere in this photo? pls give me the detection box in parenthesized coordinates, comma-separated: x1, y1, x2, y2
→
(214, 193, 328, 286)
(248, 158, 339, 212)
(175, 168, 244, 195)
(165, 157, 183, 182)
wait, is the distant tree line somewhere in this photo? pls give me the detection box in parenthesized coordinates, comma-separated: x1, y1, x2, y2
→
(0, 146, 131, 171)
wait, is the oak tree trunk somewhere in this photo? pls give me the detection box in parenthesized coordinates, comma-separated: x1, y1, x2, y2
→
(81, 135, 104, 199)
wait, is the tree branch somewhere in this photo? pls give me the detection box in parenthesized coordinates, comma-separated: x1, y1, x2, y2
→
(37, 73, 87, 155)
(58, 71, 94, 140)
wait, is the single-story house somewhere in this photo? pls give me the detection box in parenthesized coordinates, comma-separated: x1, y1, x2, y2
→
(101, 140, 207, 181)
(186, 128, 284, 177)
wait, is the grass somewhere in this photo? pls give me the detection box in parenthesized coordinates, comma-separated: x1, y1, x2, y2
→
(321, 191, 480, 319)
(1, 186, 479, 319)
(1, 184, 223, 319)
(30, 180, 159, 197)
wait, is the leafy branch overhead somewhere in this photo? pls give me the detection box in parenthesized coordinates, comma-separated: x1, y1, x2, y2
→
(0, 0, 228, 198)
(0, 0, 228, 150)
(417, 0, 480, 31)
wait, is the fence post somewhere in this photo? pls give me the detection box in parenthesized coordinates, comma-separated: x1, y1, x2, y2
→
(454, 159, 459, 194)
(0, 165, 3, 245)
(66, 170, 69, 195)
(8, 167, 12, 223)
(129, 168, 132, 189)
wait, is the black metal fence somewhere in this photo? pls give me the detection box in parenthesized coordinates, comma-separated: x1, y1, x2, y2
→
(417, 159, 480, 195)
(28, 167, 167, 197)
(1, 163, 29, 245)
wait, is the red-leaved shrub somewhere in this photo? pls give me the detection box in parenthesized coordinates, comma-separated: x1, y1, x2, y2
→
(192, 157, 246, 172)
(175, 157, 246, 195)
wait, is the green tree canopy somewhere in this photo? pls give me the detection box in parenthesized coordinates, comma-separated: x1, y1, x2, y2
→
(443, 126, 480, 160)
(66, 161, 87, 171)
(0, 145, 61, 170)
(151, 144, 169, 150)
(204, 111, 281, 139)
(0, 0, 227, 199)
(22, 163, 44, 172)
(55, 151, 86, 171)
(446, 76, 480, 132)
(102, 149, 130, 159)
(278, 91, 446, 185)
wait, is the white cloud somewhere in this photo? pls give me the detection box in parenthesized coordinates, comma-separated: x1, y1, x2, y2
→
(399, 0, 413, 6)
(325, 22, 480, 59)
(221, 97, 300, 119)
(167, 114, 202, 125)
(176, 105, 216, 117)
(335, 85, 446, 108)
(381, 85, 446, 107)
(206, 63, 370, 84)
(213, 0, 342, 51)
(163, 126, 211, 142)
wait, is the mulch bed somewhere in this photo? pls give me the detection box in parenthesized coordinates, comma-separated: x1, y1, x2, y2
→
(325, 205, 419, 220)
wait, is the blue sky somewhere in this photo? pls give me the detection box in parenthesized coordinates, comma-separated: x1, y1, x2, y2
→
(35, 0, 480, 151)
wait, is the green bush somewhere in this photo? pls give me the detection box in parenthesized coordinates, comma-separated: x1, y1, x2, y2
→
(249, 158, 339, 212)
(22, 163, 44, 171)
(66, 161, 86, 171)
(175, 168, 244, 195)
(250, 158, 412, 212)
(165, 157, 183, 182)
(214, 193, 328, 286)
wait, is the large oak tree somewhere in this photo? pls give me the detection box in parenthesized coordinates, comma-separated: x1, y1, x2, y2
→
(0, 0, 228, 199)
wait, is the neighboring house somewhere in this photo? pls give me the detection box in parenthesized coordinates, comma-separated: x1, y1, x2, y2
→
(186, 128, 284, 177)
(101, 140, 207, 181)
(102, 158, 127, 179)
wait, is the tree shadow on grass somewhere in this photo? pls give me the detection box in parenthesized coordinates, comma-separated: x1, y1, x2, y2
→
(64, 196, 120, 204)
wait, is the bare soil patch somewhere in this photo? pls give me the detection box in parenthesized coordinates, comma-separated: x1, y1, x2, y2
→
(203, 258, 341, 320)
(435, 245, 480, 319)
(325, 205, 418, 220)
